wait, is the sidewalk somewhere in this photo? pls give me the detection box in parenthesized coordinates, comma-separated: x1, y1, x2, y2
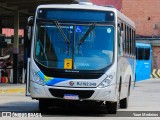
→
(0, 83, 25, 94)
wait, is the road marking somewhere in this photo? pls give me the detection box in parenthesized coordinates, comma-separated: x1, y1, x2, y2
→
(0, 88, 25, 94)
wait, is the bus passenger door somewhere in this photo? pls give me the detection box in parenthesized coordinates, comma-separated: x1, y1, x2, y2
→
(26, 58, 30, 96)
(24, 16, 33, 96)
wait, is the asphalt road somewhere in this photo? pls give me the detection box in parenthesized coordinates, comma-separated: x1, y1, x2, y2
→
(0, 78, 160, 120)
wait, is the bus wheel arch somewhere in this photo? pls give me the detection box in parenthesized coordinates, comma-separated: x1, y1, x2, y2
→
(119, 76, 131, 109)
(118, 77, 122, 100)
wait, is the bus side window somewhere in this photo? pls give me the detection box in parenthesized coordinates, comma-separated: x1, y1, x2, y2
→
(144, 48, 150, 60)
(118, 23, 122, 57)
(124, 25, 127, 54)
(137, 48, 144, 60)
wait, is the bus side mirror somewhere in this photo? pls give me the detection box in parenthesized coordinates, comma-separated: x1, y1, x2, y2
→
(27, 26, 32, 41)
(28, 16, 34, 26)
(27, 16, 34, 41)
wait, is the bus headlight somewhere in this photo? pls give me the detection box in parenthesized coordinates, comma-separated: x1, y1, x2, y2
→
(32, 70, 45, 86)
(98, 73, 114, 88)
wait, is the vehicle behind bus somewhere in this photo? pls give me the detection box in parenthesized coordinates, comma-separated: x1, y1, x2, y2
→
(136, 43, 152, 81)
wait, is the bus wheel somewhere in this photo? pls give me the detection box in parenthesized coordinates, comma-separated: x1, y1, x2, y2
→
(120, 96, 128, 108)
(120, 83, 130, 108)
(39, 99, 49, 113)
(106, 101, 118, 114)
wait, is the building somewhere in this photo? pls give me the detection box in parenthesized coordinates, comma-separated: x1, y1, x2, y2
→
(91, 0, 122, 10)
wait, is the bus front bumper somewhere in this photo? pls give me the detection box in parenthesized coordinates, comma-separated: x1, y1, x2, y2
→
(30, 81, 117, 102)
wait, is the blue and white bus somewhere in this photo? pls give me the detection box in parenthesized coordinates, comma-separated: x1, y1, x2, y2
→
(136, 43, 152, 81)
(25, 2, 136, 114)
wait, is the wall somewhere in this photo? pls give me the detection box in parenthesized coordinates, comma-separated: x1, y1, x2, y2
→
(152, 46, 160, 69)
(122, 0, 160, 37)
(91, 0, 122, 10)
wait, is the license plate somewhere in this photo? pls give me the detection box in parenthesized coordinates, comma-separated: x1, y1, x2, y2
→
(64, 94, 79, 100)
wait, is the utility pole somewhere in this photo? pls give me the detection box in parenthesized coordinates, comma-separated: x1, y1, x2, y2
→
(13, 10, 19, 84)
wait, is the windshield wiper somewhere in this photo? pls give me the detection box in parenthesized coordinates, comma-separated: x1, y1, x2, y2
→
(54, 21, 70, 44)
(78, 23, 95, 45)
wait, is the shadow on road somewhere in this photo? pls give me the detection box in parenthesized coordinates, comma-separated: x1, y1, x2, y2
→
(0, 101, 112, 116)
(42, 104, 111, 117)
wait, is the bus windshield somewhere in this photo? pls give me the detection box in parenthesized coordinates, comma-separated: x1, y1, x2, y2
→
(35, 21, 114, 70)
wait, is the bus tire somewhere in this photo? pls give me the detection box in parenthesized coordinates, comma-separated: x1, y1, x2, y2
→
(120, 97, 128, 108)
(106, 102, 118, 114)
(120, 80, 130, 109)
(39, 99, 49, 113)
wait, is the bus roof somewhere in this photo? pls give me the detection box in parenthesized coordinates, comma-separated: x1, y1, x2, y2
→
(36, 4, 135, 28)
(136, 43, 151, 48)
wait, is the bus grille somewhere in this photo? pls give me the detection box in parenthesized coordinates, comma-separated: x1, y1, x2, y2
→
(49, 89, 94, 99)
